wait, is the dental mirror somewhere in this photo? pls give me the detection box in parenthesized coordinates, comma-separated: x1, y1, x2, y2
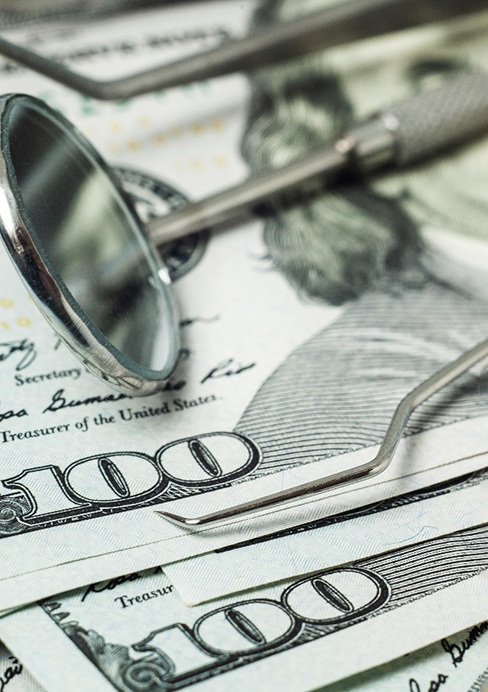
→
(2, 71, 488, 400)
(0, 93, 179, 396)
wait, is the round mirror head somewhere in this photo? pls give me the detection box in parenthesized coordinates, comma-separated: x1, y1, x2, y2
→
(0, 94, 179, 395)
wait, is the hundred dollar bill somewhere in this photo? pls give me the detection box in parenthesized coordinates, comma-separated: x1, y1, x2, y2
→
(2, 2, 488, 611)
(0, 525, 487, 692)
(319, 622, 488, 692)
(163, 466, 488, 605)
(0, 641, 44, 692)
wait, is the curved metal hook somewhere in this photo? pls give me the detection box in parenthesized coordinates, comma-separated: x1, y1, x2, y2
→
(157, 337, 488, 527)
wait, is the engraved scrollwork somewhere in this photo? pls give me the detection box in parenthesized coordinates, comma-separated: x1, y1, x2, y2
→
(121, 658, 171, 691)
(0, 494, 29, 535)
(64, 623, 170, 692)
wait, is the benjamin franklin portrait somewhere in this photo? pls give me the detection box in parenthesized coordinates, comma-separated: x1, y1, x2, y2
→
(233, 0, 488, 469)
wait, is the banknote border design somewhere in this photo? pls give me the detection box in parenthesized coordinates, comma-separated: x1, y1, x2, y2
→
(0, 426, 485, 541)
(0, 431, 261, 537)
(40, 524, 488, 691)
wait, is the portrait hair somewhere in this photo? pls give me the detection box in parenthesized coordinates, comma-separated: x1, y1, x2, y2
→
(241, 2, 435, 305)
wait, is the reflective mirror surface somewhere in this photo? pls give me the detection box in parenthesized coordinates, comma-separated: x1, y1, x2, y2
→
(0, 95, 178, 388)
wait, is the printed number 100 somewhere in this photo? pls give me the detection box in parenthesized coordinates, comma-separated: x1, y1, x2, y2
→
(1, 432, 260, 524)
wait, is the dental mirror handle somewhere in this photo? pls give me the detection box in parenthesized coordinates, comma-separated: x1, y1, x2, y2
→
(148, 70, 488, 246)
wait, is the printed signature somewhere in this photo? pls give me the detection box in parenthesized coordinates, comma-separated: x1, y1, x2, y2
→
(0, 339, 37, 371)
(0, 657, 22, 691)
(408, 620, 488, 691)
(80, 567, 162, 602)
(201, 357, 256, 384)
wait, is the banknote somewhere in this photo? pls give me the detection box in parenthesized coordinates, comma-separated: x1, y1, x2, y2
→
(0, 525, 487, 692)
(0, 627, 487, 692)
(163, 466, 488, 604)
(319, 624, 488, 692)
(1, 622, 487, 692)
(0, 640, 44, 692)
(2, 1, 488, 611)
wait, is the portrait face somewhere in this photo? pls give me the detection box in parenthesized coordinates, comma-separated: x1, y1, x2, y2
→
(333, 14, 488, 243)
(258, 0, 488, 243)
(244, 1, 488, 307)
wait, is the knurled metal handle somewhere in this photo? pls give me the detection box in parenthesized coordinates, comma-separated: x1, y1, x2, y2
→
(386, 70, 488, 165)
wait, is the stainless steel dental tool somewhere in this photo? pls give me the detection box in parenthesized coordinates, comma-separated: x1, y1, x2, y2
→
(1, 3, 488, 522)
(0, 0, 485, 98)
(1, 71, 488, 395)
(157, 336, 488, 526)
(0, 0, 487, 395)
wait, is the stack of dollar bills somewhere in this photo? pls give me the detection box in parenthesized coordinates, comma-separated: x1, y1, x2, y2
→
(0, 1, 487, 690)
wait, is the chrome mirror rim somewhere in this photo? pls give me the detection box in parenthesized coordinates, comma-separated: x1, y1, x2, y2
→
(0, 93, 180, 396)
